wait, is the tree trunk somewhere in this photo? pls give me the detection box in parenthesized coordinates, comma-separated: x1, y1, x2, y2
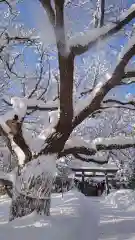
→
(9, 192, 51, 221)
(9, 158, 55, 221)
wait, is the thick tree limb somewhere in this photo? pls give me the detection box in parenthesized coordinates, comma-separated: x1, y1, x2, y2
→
(40, 0, 74, 141)
(72, 43, 135, 128)
(54, 0, 74, 132)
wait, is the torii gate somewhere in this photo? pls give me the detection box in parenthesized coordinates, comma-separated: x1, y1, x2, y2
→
(71, 165, 118, 195)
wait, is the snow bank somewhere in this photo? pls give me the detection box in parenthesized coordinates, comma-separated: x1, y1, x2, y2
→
(102, 189, 135, 210)
(99, 189, 135, 239)
(0, 190, 100, 240)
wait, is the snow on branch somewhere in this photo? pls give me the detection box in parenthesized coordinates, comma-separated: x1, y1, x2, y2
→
(119, 34, 135, 61)
(3, 97, 59, 112)
(0, 170, 14, 186)
(71, 153, 108, 164)
(39, 0, 55, 27)
(60, 135, 135, 162)
(69, 4, 135, 56)
(59, 136, 107, 164)
(103, 99, 135, 109)
(122, 71, 135, 79)
(0, 97, 32, 166)
(93, 136, 135, 150)
(74, 81, 103, 116)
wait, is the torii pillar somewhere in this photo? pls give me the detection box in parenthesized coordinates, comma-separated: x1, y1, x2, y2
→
(105, 172, 110, 195)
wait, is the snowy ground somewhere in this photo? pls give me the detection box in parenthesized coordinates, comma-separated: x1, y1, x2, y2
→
(0, 189, 135, 240)
(99, 190, 135, 240)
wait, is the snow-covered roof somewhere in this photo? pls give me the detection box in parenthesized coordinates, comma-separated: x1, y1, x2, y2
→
(71, 163, 118, 173)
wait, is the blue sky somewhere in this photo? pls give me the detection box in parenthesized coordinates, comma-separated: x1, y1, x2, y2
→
(10, 0, 135, 97)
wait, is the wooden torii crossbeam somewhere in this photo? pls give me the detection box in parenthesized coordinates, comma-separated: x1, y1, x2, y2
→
(71, 165, 118, 195)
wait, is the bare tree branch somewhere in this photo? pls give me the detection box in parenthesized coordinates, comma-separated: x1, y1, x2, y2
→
(2, 53, 23, 78)
(0, 0, 12, 13)
(100, 105, 135, 112)
(3, 98, 58, 111)
(36, 54, 51, 99)
(28, 49, 47, 98)
(103, 99, 135, 108)
(79, 64, 100, 97)
(0, 32, 36, 58)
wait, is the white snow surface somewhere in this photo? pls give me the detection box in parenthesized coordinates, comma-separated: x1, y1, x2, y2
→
(49, 110, 59, 125)
(0, 97, 27, 125)
(68, 23, 114, 48)
(11, 97, 27, 120)
(0, 190, 100, 240)
(10, 140, 25, 166)
(0, 189, 135, 239)
(100, 189, 135, 240)
(39, 110, 59, 140)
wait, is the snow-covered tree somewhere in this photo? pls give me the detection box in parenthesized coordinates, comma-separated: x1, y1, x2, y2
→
(1, 0, 135, 220)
